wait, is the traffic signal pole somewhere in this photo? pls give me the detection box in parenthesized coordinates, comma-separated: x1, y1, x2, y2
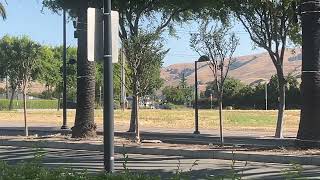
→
(103, 0, 114, 173)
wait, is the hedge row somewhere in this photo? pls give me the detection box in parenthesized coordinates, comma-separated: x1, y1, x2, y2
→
(0, 99, 58, 110)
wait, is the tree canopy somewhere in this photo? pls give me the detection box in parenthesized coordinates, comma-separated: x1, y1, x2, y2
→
(229, 0, 301, 138)
(0, 1, 6, 20)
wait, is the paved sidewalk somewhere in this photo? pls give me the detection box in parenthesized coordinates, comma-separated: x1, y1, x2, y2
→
(1, 145, 320, 179)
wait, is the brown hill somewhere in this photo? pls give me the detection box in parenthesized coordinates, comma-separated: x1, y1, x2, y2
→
(161, 49, 302, 89)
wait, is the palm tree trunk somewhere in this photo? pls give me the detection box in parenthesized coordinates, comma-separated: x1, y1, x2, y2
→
(71, 4, 96, 138)
(297, 0, 320, 141)
(275, 79, 286, 138)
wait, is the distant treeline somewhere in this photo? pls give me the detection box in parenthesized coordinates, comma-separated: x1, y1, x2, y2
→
(163, 74, 300, 110)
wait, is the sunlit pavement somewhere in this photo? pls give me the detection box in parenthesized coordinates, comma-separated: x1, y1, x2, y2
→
(0, 146, 319, 179)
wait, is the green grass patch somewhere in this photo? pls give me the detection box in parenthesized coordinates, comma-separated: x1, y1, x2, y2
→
(225, 111, 276, 126)
(0, 99, 58, 110)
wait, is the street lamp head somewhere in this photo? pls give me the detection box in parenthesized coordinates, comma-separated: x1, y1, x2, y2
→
(198, 55, 210, 62)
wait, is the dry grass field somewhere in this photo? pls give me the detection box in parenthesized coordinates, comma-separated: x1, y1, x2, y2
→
(0, 109, 300, 135)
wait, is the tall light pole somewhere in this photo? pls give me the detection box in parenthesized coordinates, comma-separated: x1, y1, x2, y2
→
(103, 0, 114, 173)
(194, 55, 210, 135)
(61, 8, 68, 130)
(5, 76, 8, 99)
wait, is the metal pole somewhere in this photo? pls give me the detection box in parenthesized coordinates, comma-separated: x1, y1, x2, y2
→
(103, 0, 114, 173)
(61, 9, 68, 130)
(120, 47, 126, 111)
(5, 76, 8, 99)
(194, 61, 200, 134)
(265, 83, 268, 111)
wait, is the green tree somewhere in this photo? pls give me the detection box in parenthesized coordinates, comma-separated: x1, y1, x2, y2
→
(205, 78, 245, 107)
(235, 85, 256, 109)
(286, 74, 300, 109)
(113, 0, 189, 134)
(162, 81, 193, 106)
(37, 46, 62, 98)
(231, 0, 301, 138)
(0, 36, 23, 109)
(48, 46, 78, 101)
(190, 20, 239, 145)
(268, 74, 301, 110)
(179, 73, 188, 89)
(124, 31, 166, 141)
(0, 35, 42, 136)
(163, 86, 180, 105)
(43, 0, 230, 137)
(114, 0, 229, 134)
(95, 62, 122, 106)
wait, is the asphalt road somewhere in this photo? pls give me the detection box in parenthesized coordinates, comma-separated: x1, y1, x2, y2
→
(1, 146, 319, 179)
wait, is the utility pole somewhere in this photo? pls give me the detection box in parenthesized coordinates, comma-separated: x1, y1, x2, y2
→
(120, 47, 126, 111)
(5, 76, 8, 99)
(61, 8, 68, 130)
(103, 0, 114, 173)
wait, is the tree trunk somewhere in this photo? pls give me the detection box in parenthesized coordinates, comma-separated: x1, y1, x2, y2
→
(275, 79, 286, 138)
(128, 96, 136, 132)
(218, 93, 224, 146)
(8, 87, 15, 110)
(135, 95, 140, 142)
(128, 80, 138, 132)
(297, 0, 320, 141)
(22, 84, 28, 137)
(71, 4, 96, 138)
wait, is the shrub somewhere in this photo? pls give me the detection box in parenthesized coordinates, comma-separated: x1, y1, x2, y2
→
(0, 99, 58, 110)
(0, 160, 161, 180)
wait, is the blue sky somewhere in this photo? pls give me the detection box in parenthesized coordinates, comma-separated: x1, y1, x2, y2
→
(0, 0, 264, 67)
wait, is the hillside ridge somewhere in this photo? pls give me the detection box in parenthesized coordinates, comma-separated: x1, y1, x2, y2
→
(161, 49, 302, 88)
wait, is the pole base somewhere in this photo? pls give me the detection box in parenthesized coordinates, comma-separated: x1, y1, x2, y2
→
(61, 125, 69, 130)
(193, 130, 200, 135)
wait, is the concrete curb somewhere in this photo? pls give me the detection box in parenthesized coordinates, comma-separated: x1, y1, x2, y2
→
(1, 139, 319, 166)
